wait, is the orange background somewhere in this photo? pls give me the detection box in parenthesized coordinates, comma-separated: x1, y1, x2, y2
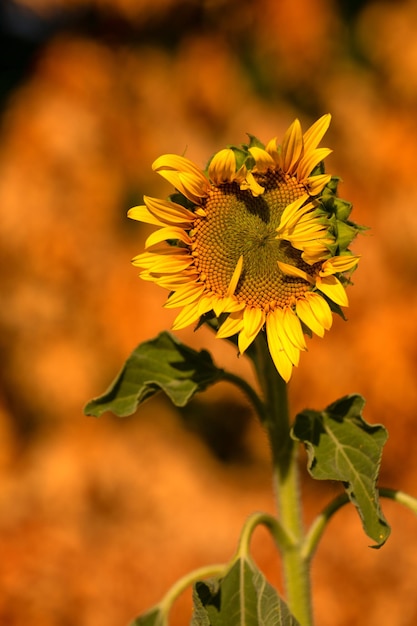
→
(1, 0, 417, 624)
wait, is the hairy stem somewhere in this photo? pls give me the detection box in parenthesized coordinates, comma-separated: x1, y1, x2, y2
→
(251, 334, 313, 626)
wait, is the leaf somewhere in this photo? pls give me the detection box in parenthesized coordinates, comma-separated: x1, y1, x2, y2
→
(84, 332, 223, 417)
(128, 607, 166, 626)
(292, 394, 390, 547)
(191, 558, 301, 626)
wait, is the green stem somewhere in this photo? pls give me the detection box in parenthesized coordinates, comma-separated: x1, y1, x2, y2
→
(221, 370, 267, 422)
(159, 563, 226, 618)
(251, 334, 313, 626)
(379, 487, 417, 515)
(302, 488, 417, 562)
(302, 493, 350, 561)
(235, 511, 294, 560)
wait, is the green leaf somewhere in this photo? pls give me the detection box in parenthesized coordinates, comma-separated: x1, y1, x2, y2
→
(128, 607, 166, 626)
(191, 558, 301, 626)
(84, 331, 223, 417)
(292, 394, 390, 547)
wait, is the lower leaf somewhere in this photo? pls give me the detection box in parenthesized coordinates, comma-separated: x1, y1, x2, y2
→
(191, 557, 301, 626)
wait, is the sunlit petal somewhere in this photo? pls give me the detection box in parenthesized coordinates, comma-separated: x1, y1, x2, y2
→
(227, 255, 244, 297)
(266, 311, 293, 382)
(297, 148, 332, 182)
(304, 292, 333, 331)
(128, 205, 165, 226)
(164, 284, 205, 309)
(320, 255, 360, 276)
(302, 114, 331, 153)
(278, 262, 314, 283)
(208, 149, 236, 184)
(316, 275, 349, 307)
(145, 227, 191, 249)
(216, 311, 244, 339)
(144, 196, 196, 227)
(296, 298, 325, 337)
(282, 307, 307, 351)
(280, 119, 303, 173)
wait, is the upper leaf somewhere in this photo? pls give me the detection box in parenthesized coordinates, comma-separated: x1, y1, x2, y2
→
(191, 557, 301, 626)
(84, 331, 223, 417)
(127, 607, 166, 626)
(292, 394, 390, 547)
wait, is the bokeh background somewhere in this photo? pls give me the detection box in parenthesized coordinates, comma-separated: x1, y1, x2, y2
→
(2, 0, 417, 624)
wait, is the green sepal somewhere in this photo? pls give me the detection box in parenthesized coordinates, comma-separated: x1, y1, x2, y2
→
(336, 220, 362, 252)
(168, 191, 197, 211)
(292, 394, 390, 547)
(191, 558, 301, 626)
(310, 160, 326, 176)
(231, 145, 255, 171)
(246, 133, 266, 150)
(322, 175, 341, 196)
(333, 197, 353, 221)
(84, 331, 224, 417)
(320, 177, 365, 255)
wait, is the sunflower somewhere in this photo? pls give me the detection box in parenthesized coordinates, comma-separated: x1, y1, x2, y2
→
(129, 115, 361, 382)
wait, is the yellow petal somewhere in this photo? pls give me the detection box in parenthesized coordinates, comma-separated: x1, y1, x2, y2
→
(302, 114, 331, 153)
(152, 154, 206, 180)
(319, 255, 360, 276)
(208, 149, 236, 184)
(265, 311, 293, 382)
(156, 271, 199, 289)
(315, 275, 348, 307)
(164, 283, 204, 308)
(146, 255, 194, 273)
(197, 294, 216, 316)
(296, 298, 325, 337)
(277, 261, 314, 283)
(239, 171, 265, 197)
(171, 302, 201, 331)
(249, 147, 275, 171)
(305, 174, 332, 196)
(276, 195, 310, 232)
(269, 307, 300, 365)
(286, 221, 328, 239)
(282, 306, 307, 351)
(243, 307, 265, 339)
(216, 311, 244, 339)
(152, 154, 209, 203)
(213, 296, 245, 316)
(171, 295, 214, 331)
(297, 148, 332, 182)
(265, 137, 279, 162)
(227, 255, 244, 297)
(301, 246, 332, 265)
(280, 119, 303, 173)
(144, 196, 196, 227)
(238, 307, 265, 353)
(128, 205, 164, 226)
(304, 292, 333, 331)
(145, 227, 191, 249)
(178, 172, 210, 204)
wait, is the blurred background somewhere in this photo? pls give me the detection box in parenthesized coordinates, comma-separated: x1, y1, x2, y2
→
(1, 0, 417, 624)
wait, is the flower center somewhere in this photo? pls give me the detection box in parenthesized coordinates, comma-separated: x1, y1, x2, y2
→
(191, 170, 313, 310)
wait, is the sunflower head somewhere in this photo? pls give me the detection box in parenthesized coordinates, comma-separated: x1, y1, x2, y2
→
(129, 115, 362, 382)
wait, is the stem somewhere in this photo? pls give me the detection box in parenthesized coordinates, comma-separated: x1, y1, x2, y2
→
(380, 487, 417, 515)
(220, 370, 268, 422)
(235, 511, 294, 560)
(302, 493, 350, 561)
(159, 563, 226, 618)
(302, 488, 417, 562)
(251, 333, 313, 626)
